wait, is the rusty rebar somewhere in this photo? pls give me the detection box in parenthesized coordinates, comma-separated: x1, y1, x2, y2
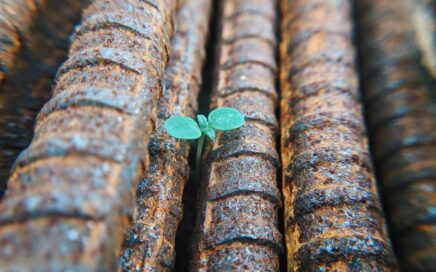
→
(0, 0, 45, 82)
(355, 0, 436, 270)
(190, 0, 283, 271)
(279, 0, 398, 270)
(0, 0, 176, 270)
(119, 0, 212, 271)
(0, 0, 84, 197)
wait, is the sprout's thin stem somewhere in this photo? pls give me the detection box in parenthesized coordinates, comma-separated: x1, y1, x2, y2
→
(195, 133, 205, 182)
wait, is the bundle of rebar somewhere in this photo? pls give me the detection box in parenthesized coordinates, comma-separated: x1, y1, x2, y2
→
(0, 0, 434, 270)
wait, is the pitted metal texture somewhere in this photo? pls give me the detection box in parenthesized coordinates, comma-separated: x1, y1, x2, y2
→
(190, 0, 283, 271)
(279, 0, 399, 270)
(0, 0, 176, 270)
(119, 0, 212, 271)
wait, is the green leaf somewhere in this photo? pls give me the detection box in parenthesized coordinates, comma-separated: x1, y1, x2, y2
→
(208, 107, 245, 131)
(164, 116, 201, 139)
(197, 114, 208, 130)
(203, 127, 216, 140)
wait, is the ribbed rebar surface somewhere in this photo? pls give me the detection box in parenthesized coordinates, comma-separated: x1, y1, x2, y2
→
(0, 0, 433, 270)
(356, 0, 436, 270)
(0, 0, 176, 270)
(120, 0, 211, 270)
(190, 0, 283, 271)
(279, 0, 398, 270)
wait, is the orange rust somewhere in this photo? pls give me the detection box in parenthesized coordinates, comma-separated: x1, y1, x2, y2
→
(356, 0, 436, 270)
(0, 0, 176, 270)
(119, 0, 212, 271)
(190, 0, 283, 270)
(279, 0, 398, 271)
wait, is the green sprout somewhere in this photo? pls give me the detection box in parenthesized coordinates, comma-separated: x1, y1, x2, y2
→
(164, 107, 245, 180)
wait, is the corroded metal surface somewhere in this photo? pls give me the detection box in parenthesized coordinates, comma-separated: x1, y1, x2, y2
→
(279, 0, 398, 271)
(0, 0, 176, 270)
(119, 0, 211, 271)
(0, 0, 44, 81)
(0, 0, 84, 197)
(356, 0, 436, 270)
(191, 0, 282, 270)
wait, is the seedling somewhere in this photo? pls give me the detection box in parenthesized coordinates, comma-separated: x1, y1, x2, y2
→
(164, 107, 245, 180)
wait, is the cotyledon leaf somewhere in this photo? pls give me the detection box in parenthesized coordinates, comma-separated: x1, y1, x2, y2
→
(208, 107, 245, 131)
(165, 116, 201, 139)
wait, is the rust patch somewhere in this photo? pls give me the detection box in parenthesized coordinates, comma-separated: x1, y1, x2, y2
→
(0, 0, 176, 270)
(356, 0, 436, 270)
(279, 0, 398, 271)
(119, 0, 212, 271)
(190, 0, 283, 270)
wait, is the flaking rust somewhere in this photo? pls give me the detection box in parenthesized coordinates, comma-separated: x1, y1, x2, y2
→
(356, 0, 436, 270)
(279, 0, 398, 271)
(0, 0, 84, 197)
(0, 0, 44, 82)
(0, 0, 176, 270)
(190, 0, 283, 271)
(119, 0, 212, 271)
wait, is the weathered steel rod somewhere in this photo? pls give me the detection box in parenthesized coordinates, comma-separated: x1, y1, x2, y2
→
(119, 0, 212, 270)
(0, 0, 176, 270)
(190, 0, 283, 270)
(279, 0, 398, 270)
(356, 0, 436, 270)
